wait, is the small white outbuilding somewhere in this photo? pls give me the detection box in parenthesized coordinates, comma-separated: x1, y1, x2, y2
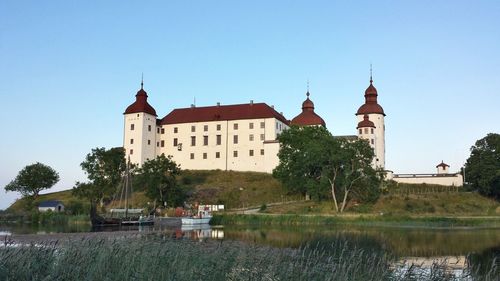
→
(38, 200, 65, 212)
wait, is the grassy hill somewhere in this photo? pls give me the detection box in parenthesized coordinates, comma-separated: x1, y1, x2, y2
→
(7, 170, 296, 213)
(6, 170, 499, 217)
(263, 192, 500, 216)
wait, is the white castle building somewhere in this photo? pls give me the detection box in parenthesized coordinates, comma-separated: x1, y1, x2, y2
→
(122, 77, 462, 186)
(123, 78, 385, 173)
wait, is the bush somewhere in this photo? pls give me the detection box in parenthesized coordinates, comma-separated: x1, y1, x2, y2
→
(259, 203, 267, 212)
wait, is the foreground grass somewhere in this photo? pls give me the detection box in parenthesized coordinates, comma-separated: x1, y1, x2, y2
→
(1, 236, 496, 280)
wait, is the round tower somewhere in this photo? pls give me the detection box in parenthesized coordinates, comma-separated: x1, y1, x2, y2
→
(123, 81, 158, 166)
(290, 91, 326, 127)
(356, 76, 385, 169)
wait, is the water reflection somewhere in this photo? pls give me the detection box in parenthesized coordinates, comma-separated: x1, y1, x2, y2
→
(222, 226, 500, 258)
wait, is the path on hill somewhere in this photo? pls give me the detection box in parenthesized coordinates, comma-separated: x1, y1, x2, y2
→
(226, 200, 306, 214)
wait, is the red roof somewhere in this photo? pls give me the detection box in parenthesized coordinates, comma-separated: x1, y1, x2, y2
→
(436, 161, 450, 168)
(160, 103, 289, 125)
(290, 92, 326, 127)
(356, 79, 385, 116)
(357, 114, 376, 128)
(124, 86, 157, 116)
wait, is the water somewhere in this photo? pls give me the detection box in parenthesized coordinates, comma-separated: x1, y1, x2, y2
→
(1, 223, 499, 274)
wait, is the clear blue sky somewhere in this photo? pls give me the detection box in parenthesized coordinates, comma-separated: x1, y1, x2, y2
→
(1, 1, 499, 209)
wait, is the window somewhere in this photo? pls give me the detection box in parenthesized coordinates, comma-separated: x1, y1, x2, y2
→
(147, 139, 151, 145)
(130, 149, 133, 155)
(203, 136, 208, 146)
(160, 140, 165, 147)
(173, 138, 178, 146)
(260, 122, 265, 128)
(364, 128, 368, 134)
(249, 150, 254, 156)
(157, 142, 159, 147)
(130, 139, 134, 144)
(190, 153, 195, 159)
(249, 134, 254, 141)
(130, 124, 135, 130)
(137, 114, 139, 117)
(260, 134, 265, 141)
(233, 123, 238, 130)
(371, 139, 375, 145)
(148, 125, 151, 132)
(215, 152, 220, 158)
(204, 125, 208, 132)
(371, 128, 374, 134)
(191, 125, 196, 132)
(233, 151, 238, 157)
(178, 143, 182, 151)
(249, 122, 254, 129)
(216, 135, 222, 145)
(174, 127, 178, 133)
(203, 153, 207, 159)
(217, 124, 221, 131)
(157, 128, 160, 134)
(161, 128, 165, 134)
(359, 129, 362, 134)
(276, 123, 278, 129)
(233, 135, 238, 144)
(260, 149, 264, 155)
(191, 136, 196, 146)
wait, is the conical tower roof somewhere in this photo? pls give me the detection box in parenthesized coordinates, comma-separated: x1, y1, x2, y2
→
(291, 91, 326, 127)
(124, 82, 157, 116)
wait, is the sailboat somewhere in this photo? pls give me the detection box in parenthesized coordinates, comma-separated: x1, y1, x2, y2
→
(110, 158, 154, 225)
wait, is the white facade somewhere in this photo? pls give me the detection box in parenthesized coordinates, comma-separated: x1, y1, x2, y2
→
(154, 117, 287, 173)
(357, 113, 385, 169)
(123, 94, 289, 173)
(391, 173, 463, 186)
(123, 112, 157, 165)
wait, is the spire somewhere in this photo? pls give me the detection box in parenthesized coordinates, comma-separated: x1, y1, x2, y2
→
(306, 79, 310, 95)
(141, 73, 144, 89)
(370, 63, 373, 84)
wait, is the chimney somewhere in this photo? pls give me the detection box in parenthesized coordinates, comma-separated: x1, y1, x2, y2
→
(250, 100, 254, 105)
(217, 102, 220, 107)
(271, 105, 274, 109)
(190, 104, 195, 108)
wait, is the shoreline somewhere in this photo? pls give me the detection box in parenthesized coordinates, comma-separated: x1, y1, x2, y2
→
(211, 213, 500, 228)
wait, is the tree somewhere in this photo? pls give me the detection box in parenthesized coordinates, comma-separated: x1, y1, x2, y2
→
(5, 162, 59, 199)
(322, 137, 379, 212)
(464, 133, 500, 200)
(273, 126, 380, 212)
(135, 154, 183, 208)
(72, 147, 126, 217)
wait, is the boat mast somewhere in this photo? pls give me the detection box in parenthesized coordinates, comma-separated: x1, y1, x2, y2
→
(125, 157, 130, 218)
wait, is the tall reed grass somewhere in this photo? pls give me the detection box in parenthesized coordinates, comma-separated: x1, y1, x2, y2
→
(0, 235, 497, 280)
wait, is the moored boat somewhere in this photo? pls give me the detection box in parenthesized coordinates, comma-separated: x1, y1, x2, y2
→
(181, 210, 212, 225)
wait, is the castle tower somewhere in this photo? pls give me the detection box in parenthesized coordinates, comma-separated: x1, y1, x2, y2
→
(356, 76, 386, 169)
(436, 161, 450, 174)
(290, 91, 326, 127)
(357, 114, 378, 166)
(123, 81, 158, 166)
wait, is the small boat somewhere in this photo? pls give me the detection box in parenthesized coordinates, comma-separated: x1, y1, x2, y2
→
(181, 210, 212, 225)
